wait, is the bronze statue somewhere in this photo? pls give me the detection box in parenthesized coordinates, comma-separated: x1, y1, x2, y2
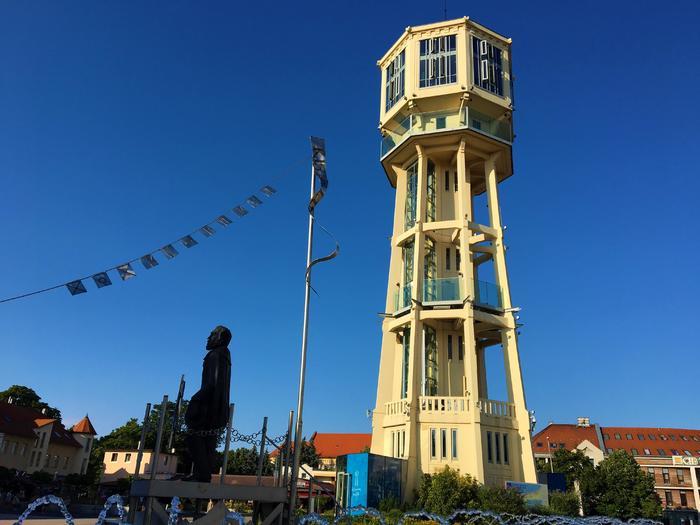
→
(185, 325, 232, 482)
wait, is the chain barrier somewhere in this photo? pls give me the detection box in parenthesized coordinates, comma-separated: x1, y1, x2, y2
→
(185, 427, 287, 447)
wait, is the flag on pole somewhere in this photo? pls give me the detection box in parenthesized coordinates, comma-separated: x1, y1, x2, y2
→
(309, 136, 328, 213)
(66, 280, 87, 295)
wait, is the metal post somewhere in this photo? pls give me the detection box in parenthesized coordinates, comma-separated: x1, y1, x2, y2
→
(128, 403, 151, 524)
(252, 417, 269, 525)
(220, 403, 235, 485)
(145, 395, 168, 525)
(167, 375, 185, 452)
(289, 163, 317, 519)
(282, 410, 294, 488)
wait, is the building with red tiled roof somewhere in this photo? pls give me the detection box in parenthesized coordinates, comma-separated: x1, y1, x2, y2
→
(0, 401, 96, 476)
(309, 432, 372, 460)
(532, 418, 700, 511)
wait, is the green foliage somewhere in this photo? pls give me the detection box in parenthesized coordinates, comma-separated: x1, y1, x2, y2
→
(383, 508, 404, 525)
(551, 449, 595, 491)
(378, 496, 401, 512)
(30, 470, 53, 484)
(301, 439, 321, 469)
(548, 491, 580, 517)
(226, 446, 273, 475)
(581, 450, 661, 520)
(0, 385, 62, 420)
(476, 486, 526, 515)
(417, 467, 479, 515)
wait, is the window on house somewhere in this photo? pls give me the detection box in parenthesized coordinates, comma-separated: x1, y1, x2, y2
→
(536, 442, 543, 447)
(36, 453, 41, 466)
(164, 456, 169, 465)
(63, 457, 69, 469)
(649, 434, 657, 440)
(677, 469, 685, 483)
(648, 467, 655, 476)
(626, 434, 633, 440)
(451, 429, 458, 459)
(111, 453, 118, 462)
(486, 432, 493, 463)
(30, 451, 36, 465)
(503, 434, 509, 464)
(669, 435, 677, 441)
(660, 434, 668, 441)
(385, 50, 405, 112)
(680, 491, 688, 507)
(637, 434, 645, 440)
(614, 433, 621, 439)
(495, 432, 502, 464)
(644, 448, 651, 455)
(680, 435, 689, 441)
(684, 450, 692, 456)
(665, 491, 673, 506)
(551, 443, 558, 449)
(430, 429, 437, 459)
(10, 442, 17, 455)
(606, 448, 613, 453)
(420, 35, 457, 88)
(559, 443, 565, 449)
(658, 449, 667, 456)
(445, 171, 450, 191)
(671, 449, 680, 455)
(446, 248, 451, 270)
(603, 434, 610, 440)
(471, 37, 503, 96)
(440, 429, 447, 459)
(85, 438, 91, 452)
(662, 468, 670, 483)
(39, 433, 45, 448)
(631, 448, 638, 455)
(125, 453, 132, 462)
(447, 334, 453, 360)
(52, 455, 59, 468)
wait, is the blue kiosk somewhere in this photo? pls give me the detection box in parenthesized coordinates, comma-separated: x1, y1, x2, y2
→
(335, 453, 407, 509)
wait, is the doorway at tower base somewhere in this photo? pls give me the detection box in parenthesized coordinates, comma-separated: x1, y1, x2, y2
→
(335, 453, 407, 510)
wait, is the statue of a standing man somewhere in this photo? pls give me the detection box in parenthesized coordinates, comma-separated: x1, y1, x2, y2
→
(185, 325, 232, 482)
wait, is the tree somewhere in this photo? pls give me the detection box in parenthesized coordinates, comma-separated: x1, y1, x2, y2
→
(226, 446, 274, 476)
(0, 385, 62, 420)
(581, 450, 661, 519)
(476, 486, 527, 515)
(417, 466, 479, 515)
(550, 448, 595, 491)
(297, 439, 320, 469)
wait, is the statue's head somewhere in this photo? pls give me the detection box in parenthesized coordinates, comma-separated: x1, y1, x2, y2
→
(206, 325, 232, 350)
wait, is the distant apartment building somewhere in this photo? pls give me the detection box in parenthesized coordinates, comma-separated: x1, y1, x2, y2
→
(532, 418, 700, 511)
(100, 450, 178, 483)
(0, 401, 96, 476)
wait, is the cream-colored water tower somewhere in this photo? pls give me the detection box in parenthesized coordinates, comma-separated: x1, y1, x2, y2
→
(370, 17, 537, 497)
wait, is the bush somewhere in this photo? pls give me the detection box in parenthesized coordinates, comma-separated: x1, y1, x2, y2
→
(383, 508, 404, 525)
(378, 496, 401, 512)
(548, 491, 580, 517)
(30, 471, 53, 484)
(417, 466, 479, 515)
(475, 486, 526, 515)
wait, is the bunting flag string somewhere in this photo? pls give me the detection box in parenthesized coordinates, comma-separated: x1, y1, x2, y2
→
(0, 185, 278, 305)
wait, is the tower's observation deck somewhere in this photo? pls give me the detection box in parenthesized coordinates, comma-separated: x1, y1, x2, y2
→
(370, 17, 536, 494)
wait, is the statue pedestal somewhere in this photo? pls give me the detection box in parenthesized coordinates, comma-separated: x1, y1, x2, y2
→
(130, 479, 288, 525)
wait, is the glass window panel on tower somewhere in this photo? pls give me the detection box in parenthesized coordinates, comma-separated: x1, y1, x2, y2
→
(426, 160, 436, 222)
(424, 326, 439, 396)
(401, 328, 411, 399)
(385, 50, 405, 111)
(471, 36, 504, 96)
(405, 162, 418, 229)
(419, 35, 457, 88)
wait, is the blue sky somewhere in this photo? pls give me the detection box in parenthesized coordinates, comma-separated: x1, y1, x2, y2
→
(1, 0, 699, 442)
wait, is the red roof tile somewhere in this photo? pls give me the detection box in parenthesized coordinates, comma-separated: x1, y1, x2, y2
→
(531, 424, 602, 454)
(0, 402, 82, 448)
(600, 427, 700, 457)
(310, 432, 372, 458)
(71, 415, 97, 435)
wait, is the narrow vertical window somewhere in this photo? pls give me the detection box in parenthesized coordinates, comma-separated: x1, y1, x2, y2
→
(441, 429, 447, 459)
(445, 171, 450, 191)
(446, 248, 451, 270)
(401, 240, 414, 309)
(456, 248, 461, 270)
(447, 334, 453, 360)
(495, 432, 501, 463)
(401, 328, 410, 399)
(405, 162, 418, 230)
(503, 434, 509, 464)
(426, 160, 436, 222)
(454, 170, 458, 191)
(430, 429, 437, 458)
(458, 335, 464, 360)
(486, 431, 493, 463)
(451, 429, 458, 459)
(391, 431, 396, 457)
(424, 326, 439, 395)
(401, 430, 406, 457)
(424, 238, 437, 302)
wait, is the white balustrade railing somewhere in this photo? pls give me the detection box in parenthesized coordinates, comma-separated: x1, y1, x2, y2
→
(478, 398, 515, 418)
(385, 400, 409, 416)
(419, 396, 468, 414)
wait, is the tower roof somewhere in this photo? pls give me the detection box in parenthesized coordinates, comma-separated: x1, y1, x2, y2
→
(71, 414, 97, 435)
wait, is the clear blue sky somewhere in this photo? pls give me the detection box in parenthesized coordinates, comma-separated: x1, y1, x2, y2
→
(1, 1, 699, 442)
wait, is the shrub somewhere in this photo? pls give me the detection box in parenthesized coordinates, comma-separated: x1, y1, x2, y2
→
(548, 491, 580, 517)
(378, 496, 401, 512)
(475, 486, 526, 515)
(419, 467, 479, 515)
